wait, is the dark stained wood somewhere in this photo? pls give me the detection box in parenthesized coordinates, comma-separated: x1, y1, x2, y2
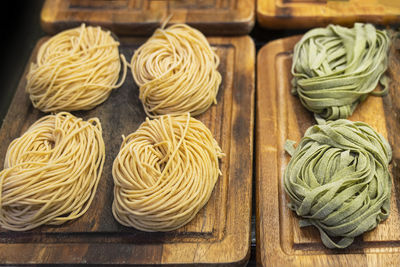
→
(41, 0, 255, 36)
(0, 35, 255, 265)
(256, 35, 400, 266)
(257, 0, 400, 29)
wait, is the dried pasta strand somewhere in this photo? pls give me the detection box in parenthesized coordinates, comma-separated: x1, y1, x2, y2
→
(131, 24, 222, 118)
(291, 23, 390, 120)
(284, 119, 392, 248)
(112, 114, 224, 231)
(26, 24, 127, 112)
(0, 112, 105, 231)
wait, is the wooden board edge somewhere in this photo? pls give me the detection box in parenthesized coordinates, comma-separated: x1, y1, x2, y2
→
(40, 0, 256, 35)
(256, 0, 400, 29)
(256, 38, 285, 267)
(255, 4, 353, 30)
(40, 0, 63, 35)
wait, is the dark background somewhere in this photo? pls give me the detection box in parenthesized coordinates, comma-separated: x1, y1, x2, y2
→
(0, 1, 306, 265)
(0, 1, 45, 124)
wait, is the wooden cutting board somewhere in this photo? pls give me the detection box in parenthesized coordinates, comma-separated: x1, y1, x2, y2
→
(256, 35, 400, 266)
(257, 0, 400, 29)
(41, 0, 255, 35)
(0, 35, 254, 265)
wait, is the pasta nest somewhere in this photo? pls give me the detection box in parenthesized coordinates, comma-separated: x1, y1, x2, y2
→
(0, 112, 105, 231)
(284, 119, 392, 248)
(112, 114, 224, 231)
(26, 24, 127, 112)
(131, 24, 222, 118)
(291, 23, 390, 120)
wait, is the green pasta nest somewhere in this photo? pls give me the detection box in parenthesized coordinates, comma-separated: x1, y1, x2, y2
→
(284, 119, 392, 249)
(291, 23, 390, 120)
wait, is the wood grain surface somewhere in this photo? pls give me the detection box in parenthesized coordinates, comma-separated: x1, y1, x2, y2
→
(0, 35, 255, 265)
(257, 0, 400, 29)
(41, 0, 255, 36)
(256, 35, 400, 266)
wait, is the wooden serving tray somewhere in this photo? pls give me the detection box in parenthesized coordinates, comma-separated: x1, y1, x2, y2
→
(257, 0, 400, 29)
(41, 0, 255, 36)
(256, 35, 400, 266)
(0, 35, 254, 265)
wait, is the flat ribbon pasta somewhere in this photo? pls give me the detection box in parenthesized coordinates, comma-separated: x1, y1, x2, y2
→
(291, 23, 390, 120)
(284, 119, 392, 248)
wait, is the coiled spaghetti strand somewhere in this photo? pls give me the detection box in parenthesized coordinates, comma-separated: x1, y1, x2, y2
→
(0, 112, 105, 231)
(131, 24, 222, 118)
(112, 114, 223, 231)
(26, 24, 127, 112)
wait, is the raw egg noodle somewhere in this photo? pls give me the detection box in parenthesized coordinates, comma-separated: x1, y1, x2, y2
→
(131, 24, 222, 118)
(26, 24, 127, 112)
(112, 114, 224, 231)
(0, 112, 105, 231)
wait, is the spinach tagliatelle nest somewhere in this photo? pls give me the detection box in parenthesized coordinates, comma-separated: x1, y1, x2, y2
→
(291, 23, 390, 120)
(284, 119, 392, 249)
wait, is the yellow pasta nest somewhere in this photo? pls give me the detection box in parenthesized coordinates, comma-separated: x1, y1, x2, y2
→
(0, 112, 105, 231)
(112, 114, 224, 231)
(131, 24, 222, 117)
(26, 24, 127, 112)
